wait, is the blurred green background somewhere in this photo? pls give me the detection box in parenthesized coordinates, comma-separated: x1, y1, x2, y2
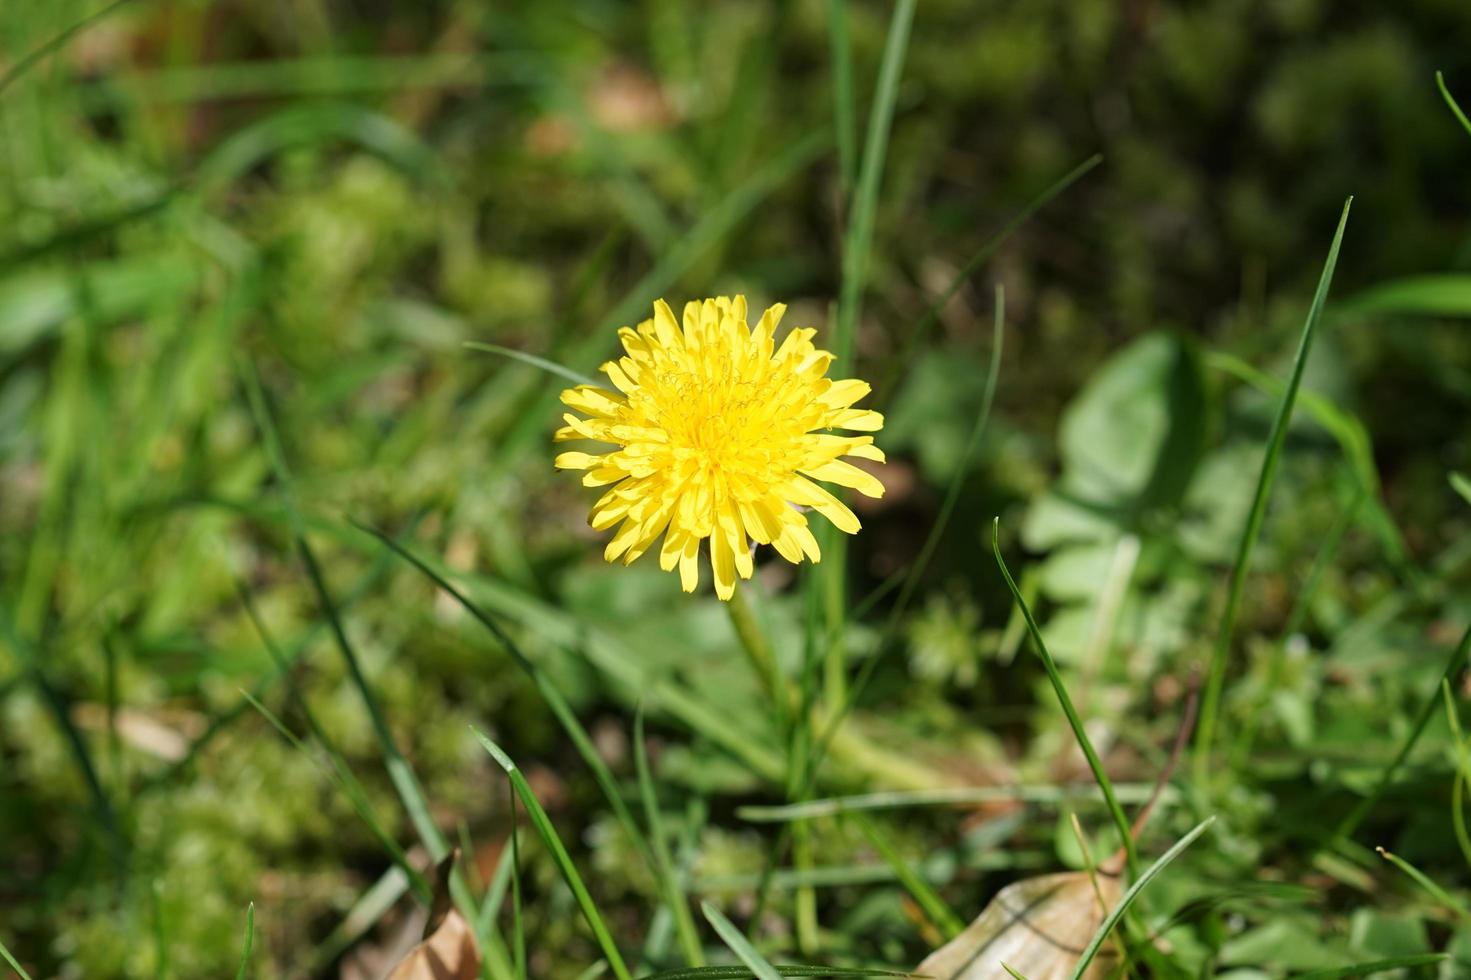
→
(4, 0, 1471, 976)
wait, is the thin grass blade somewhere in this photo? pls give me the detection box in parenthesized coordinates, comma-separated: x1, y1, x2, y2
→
(239, 363, 513, 978)
(851, 813, 964, 940)
(235, 903, 255, 980)
(0, 0, 141, 97)
(1376, 846, 1471, 920)
(509, 780, 527, 980)
(992, 519, 1139, 879)
(878, 154, 1101, 401)
(1193, 197, 1353, 785)
(1333, 618, 1471, 842)
(834, 0, 916, 367)
(474, 729, 633, 980)
(464, 341, 598, 387)
(1293, 953, 1449, 979)
(827, 0, 856, 192)
(639, 968, 907, 980)
(700, 904, 782, 980)
(354, 521, 667, 885)
(1067, 816, 1216, 980)
(636, 706, 705, 967)
(0, 934, 34, 980)
(1438, 71, 1471, 138)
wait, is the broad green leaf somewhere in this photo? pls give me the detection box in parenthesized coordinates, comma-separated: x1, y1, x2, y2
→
(1057, 332, 1207, 516)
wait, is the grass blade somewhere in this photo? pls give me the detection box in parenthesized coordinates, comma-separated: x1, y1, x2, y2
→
(475, 830, 520, 955)
(235, 903, 255, 980)
(992, 519, 1139, 878)
(1443, 679, 1471, 872)
(0, 614, 125, 879)
(1193, 197, 1353, 785)
(1438, 70, 1471, 139)
(1452, 472, 1471, 506)
(878, 154, 1102, 402)
(237, 688, 429, 900)
(238, 362, 514, 978)
(737, 783, 1163, 822)
(353, 522, 668, 888)
(474, 729, 633, 980)
(509, 780, 527, 980)
(811, 287, 1007, 774)
(1293, 953, 1449, 978)
(464, 341, 598, 387)
(239, 360, 440, 850)
(1067, 816, 1216, 980)
(1375, 846, 1471, 920)
(636, 705, 705, 967)
(1204, 351, 1414, 589)
(640, 969, 906, 980)
(352, 522, 784, 780)
(827, 0, 856, 192)
(0, 0, 141, 97)
(1332, 618, 1471, 842)
(142, 547, 393, 795)
(814, 0, 913, 639)
(834, 0, 916, 368)
(851, 812, 964, 940)
(0, 935, 34, 980)
(1232, 488, 1361, 766)
(700, 903, 781, 980)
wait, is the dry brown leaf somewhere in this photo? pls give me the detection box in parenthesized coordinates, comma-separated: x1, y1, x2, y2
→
(913, 871, 1122, 980)
(384, 908, 479, 980)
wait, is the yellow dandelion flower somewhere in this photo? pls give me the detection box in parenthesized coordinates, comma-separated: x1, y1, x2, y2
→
(554, 295, 886, 601)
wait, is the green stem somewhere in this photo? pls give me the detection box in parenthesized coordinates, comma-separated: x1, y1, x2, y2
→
(727, 583, 788, 716)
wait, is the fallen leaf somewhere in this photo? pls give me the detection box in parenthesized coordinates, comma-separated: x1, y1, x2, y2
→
(914, 871, 1122, 980)
(380, 851, 481, 980)
(383, 909, 479, 980)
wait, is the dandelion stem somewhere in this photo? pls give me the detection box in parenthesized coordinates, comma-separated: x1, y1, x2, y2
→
(726, 583, 789, 719)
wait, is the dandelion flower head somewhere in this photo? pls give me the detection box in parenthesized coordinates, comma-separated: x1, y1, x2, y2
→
(555, 296, 885, 600)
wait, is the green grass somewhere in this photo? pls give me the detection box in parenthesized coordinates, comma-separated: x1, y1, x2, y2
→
(4, 1, 1471, 978)
(1193, 197, 1353, 788)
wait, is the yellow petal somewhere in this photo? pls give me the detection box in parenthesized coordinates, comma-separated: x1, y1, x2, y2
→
(711, 525, 737, 601)
(660, 530, 686, 572)
(783, 476, 861, 534)
(582, 466, 627, 487)
(718, 502, 753, 580)
(561, 385, 625, 418)
(653, 298, 682, 350)
(845, 441, 885, 462)
(827, 408, 884, 432)
(679, 534, 700, 592)
(601, 360, 638, 394)
(554, 451, 600, 470)
(604, 519, 643, 562)
(802, 459, 885, 499)
(624, 508, 673, 565)
(817, 378, 872, 410)
(770, 526, 803, 563)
